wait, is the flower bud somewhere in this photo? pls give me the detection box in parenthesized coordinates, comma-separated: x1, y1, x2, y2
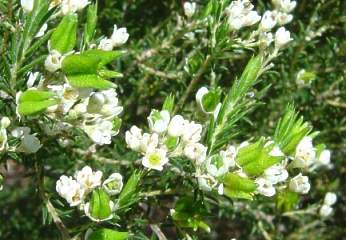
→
(324, 192, 337, 206)
(183, 2, 196, 18)
(1, 117, 11, 129)
(111, 25, 129, 47)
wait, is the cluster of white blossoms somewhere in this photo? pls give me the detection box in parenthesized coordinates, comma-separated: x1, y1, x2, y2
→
(21, 0, 89, 15)
(319, 192, 337, 218)
(47, 84, 123, 145)
(224, 0, 294, 51)
(126, 110, 206, 171)
(56, 166, 123, 221)
(98, 25, 130, 51)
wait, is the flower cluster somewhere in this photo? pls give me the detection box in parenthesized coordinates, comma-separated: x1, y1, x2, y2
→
(319, 192, 337, 218)
(126, 110, 206, 171)
(98, 25, 130, 51)
(47, 84, 123, 145)
(21, 0, 90, 15)
(56, 166, 123, 221)
(224, 0, 294, 52)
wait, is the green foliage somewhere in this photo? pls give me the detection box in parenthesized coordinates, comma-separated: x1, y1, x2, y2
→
(274, 104, 313, 155)
(50, 14, 78, 54)
(89, 189, 112, 220)
(236, 139, 284, 177)
(118, 171, 142, 209)
(171, 196, 210, 233)
(84, 3, 98, 46)
(207, 55, 263, 153)
(88, 228, 128, 240)
(223, 173, 257, 200)
(17, 90, 58, 116)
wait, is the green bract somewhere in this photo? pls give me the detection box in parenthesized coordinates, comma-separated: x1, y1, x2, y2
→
(17, 90, 58, 116)
(223, 173, 257, 200)
(50, 14, 78, 54)
(89, 189, 112, 220)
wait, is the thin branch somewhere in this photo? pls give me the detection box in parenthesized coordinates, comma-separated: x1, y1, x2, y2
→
(150, 224, 168, 240)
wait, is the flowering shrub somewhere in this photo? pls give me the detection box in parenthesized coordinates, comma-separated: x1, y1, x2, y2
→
(0, 0, 344, 239)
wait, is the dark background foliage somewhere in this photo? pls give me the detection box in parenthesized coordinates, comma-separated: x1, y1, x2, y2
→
(0, 0, 345, 239)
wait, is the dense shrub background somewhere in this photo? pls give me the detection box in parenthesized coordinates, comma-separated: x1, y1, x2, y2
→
(0, 0, 345, 239)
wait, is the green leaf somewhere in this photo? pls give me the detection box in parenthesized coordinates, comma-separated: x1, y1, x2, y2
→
(208, 55, 263, 153)
(83, 49, 125, 67)
(50, 14, 78, 53)
(89, 189, 112, 220)
(236, 139, 284, 177)
(62, 54, 101, 75)
(274, 104, 313, 155)
(276, 190, 299, 212)
(98, 70, 124, 79)
(88, 228, 128, 240)
(18, 99, 58, 116)
(162, 94, 175, 113)
(66, 74, 115, 89)
(19, 90, 54, 103)
(84, 3, 98, 45)
(223, 173, 257, 200)
(118, 171, 141, 208)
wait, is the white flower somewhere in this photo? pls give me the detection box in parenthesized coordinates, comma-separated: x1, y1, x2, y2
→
(102, 173, 123, 196)
(275, 27, 293, 48)
(184, 143, 207, 165)
(148, 110, 170, 134)
(289, 173, 310, 194)
(75, 166, 103, 192)
(275, 11, 293, 25)
(269, 145, 285, 157)
(183, 2, 196, 18)
(207, 146, 236, 177)
(272, 0, 297, 13)
(182, 121, 202, 143)
(14, 128, 42, 154)
(111, 25, 129, 47)
(142, 148, 169, 171)
(98, 38, 114, 51)
(319, 204, 333, 218)
(324, 192, 337, 206)
(61, 0, 89, 15)
(44, 50, 63, 73)
(263, 164, 288, 184)
(140, 133, 159, 153)
(292, 137, 316, 168)
(35, 24, 47, 38)
(316, 150, 331, 167)
(125, 126, 143, 152)
(84, 200, 114, 222)
(21, 0, 34, 12)
(1, 117, 11, 129)
(47, 84, 79, 114)
(87, 89, 123, 118)
(167, 115, 186, 137)
(82, 119, 115, 145)
(226, 0, 261, 30)
(255, 177, 276, 197)
(260, 11, 277, 32)
(197, 174, 217, 192)
(56, 175, 85, 206)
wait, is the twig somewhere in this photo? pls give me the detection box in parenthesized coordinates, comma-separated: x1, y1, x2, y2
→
(73, 148, 134, 166)
(46, 199, 71, 240)
(150, 224, 168, 240)
(138, 63, 182, 79)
